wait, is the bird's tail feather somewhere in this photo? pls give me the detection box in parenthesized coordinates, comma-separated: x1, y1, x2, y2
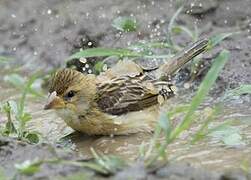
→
(157, 38, 209, 79)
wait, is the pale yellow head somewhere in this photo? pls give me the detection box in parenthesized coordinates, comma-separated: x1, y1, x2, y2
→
(44, 69, 96, 113)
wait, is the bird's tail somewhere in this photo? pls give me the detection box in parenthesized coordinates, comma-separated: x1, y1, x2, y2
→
(156, 38, 209, 79)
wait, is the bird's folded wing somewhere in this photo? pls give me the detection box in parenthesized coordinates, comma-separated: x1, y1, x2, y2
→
(95, 76, 160, 115)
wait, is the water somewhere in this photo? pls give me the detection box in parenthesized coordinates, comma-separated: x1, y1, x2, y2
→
(0, 80, 251, 172)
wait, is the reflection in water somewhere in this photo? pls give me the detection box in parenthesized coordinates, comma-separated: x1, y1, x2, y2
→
(0, 83, 251, 171)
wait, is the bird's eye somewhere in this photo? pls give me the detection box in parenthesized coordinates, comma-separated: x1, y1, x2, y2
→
(65, 90, 76, 99)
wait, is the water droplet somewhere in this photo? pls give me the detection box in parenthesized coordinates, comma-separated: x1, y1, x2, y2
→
(11, 14, 16, 18)
(47, 9, 52, 15)
(79, 57, 87, 63)
(87, 41, 92, 46)
(184, 83, 190, 89)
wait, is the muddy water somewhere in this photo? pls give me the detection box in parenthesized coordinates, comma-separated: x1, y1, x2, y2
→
(1, 82, 250, 172)
(68, 100, 251, 171)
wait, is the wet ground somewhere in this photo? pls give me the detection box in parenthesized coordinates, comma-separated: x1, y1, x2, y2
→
(0, 0, 251, 179)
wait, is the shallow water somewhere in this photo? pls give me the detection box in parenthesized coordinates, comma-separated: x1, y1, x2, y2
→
(0, 82, 251, 172)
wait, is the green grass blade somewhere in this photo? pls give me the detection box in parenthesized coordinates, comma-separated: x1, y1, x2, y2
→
(169, 50, 230, 141)
(167, 6, 183, 45)
(172, 25, 194, 39)
(68, 47, 172, 60)
(4, 74, 43, 98)
(19, 74, 39, 117)
(112, 16, 138, 32)
(63, 161, 108, 175)
(0, 56, 13, 63)
(207, 32, 240, 50)
(224, 84, 251, 99)
(191, 105, 222, 144)
(129, 41, 181, 52)
(67, 48, 143, 60)
(4, 74, 25, 88)
(208, 124, 245, 146)
(0, 168, 7, 180)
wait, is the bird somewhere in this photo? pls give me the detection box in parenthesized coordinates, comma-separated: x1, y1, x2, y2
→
(44, 38, 209, 135)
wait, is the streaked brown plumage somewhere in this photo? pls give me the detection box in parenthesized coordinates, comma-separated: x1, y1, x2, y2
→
(44, 38, 209, 135)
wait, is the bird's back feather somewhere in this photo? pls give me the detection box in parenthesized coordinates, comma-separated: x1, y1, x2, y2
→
(95, 75, 174, 115)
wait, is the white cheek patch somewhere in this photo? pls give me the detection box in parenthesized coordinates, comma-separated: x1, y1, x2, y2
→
(47, 91, 57, 104)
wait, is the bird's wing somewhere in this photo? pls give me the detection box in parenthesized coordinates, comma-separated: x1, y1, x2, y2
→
(95, 75, 173, 115)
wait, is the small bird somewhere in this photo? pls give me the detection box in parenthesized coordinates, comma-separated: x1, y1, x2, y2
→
(44, 39, 209, 135)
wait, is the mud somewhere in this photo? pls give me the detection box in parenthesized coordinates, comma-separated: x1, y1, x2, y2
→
(0, 0, 251, 179)
(0, 137, 250, 180)
(0, 137, 87, 179)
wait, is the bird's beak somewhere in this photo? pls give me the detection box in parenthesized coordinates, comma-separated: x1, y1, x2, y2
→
(44, 91, 65, 110)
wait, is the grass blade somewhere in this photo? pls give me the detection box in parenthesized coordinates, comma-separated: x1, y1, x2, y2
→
(172, 25, 194, 39)
(167, 6, 183, 45)
(0, 56, 13, 63)
(169, 50, 230, 141)
(68, 47, 172, 61)
(207, 32, 240, 50)
(224, 84, 251, 99)
(112, 16, 138, 32)
(67, 48, 143, 60)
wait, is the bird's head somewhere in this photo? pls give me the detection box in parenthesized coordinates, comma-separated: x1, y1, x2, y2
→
(44, 68, 96, 112)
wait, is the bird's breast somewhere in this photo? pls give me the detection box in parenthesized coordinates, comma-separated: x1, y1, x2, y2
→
(56, 108, 83, 130)
(56, 105, 163, 135)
